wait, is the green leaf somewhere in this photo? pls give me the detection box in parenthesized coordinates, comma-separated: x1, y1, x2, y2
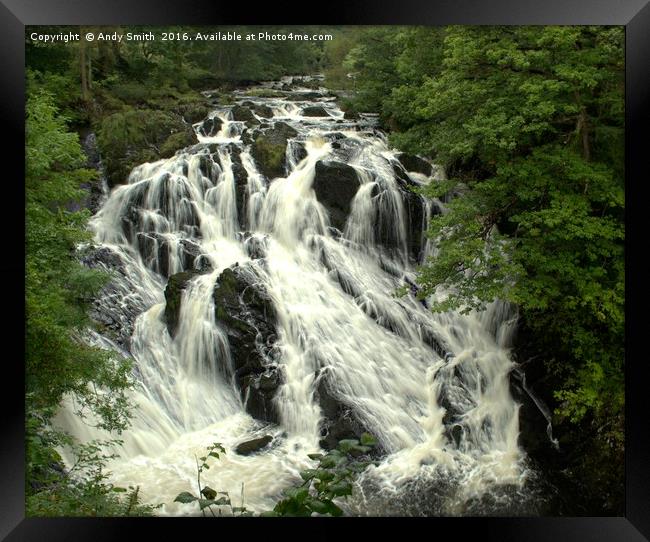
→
(201, 486, 217, 500)
(282, 487, 309, 502)
(300, 469, 319, 481)
(336, 439, 360, 453)
(305, 497, 330, 514)
(174, 492, 197, 504)
(328, 482, 353, 497)
(359, 433, 377, 447)
(198, 499, 216, 510)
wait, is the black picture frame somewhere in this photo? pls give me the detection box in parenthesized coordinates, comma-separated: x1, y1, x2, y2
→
(3, 1, 648, 540)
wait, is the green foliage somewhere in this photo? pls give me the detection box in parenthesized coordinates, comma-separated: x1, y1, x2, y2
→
(26, 424, 157, 517)
(26, 91, 134, 423)
(265, 434, 377, 517)
(26, 89, 138, 514)
(171, 435, 377, 517)
(97, 107, 193, 185)
(173, 442, 253, 517)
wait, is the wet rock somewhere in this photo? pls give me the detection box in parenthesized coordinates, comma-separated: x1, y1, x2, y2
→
(291, 142, 308, 164)
(510, 365, 559, 461)
(397, 153, 433, 177)
(239, 232, 268, 260)
(81, 245, 124, 271)
(403, 190, 426, 262)
(286, 91, 324, 101)
(312, 160, 362, 231)
(82, 246, 144, 351)
(225, 144, 249, 228)
(343, 110, 359, 120)
(235, 435, 273, 455)
(160, 130, 199, 159)
(242, 368, 281, 423)
(251, 122, 298, 180)
(179, 239, 204, 271)
(164, 269, 204, 337)
(231, 105, 260, 126)
(199, 117, 223, 138)
(212, 264, 282, 423)
(302, 105, 329, 117)
(241, 130, 254, 145)
(197, 153, 219, 182)
(315, 373, 371, 451)
(241, 102, 273, 119)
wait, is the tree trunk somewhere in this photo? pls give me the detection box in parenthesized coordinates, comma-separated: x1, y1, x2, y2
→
(80, 33, 90, 101)
(577, 107, 591, 162)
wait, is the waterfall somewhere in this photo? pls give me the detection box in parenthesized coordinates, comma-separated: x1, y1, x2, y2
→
(55, 75, 532, 516)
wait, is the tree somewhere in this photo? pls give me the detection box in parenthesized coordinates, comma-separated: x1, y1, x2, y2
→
(25, 89, 134, 498)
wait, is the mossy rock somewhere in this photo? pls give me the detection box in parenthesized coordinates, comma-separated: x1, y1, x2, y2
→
(160, 130, 199, 158)
(178, 102, 210, 124)
(250, 122, 298, 179)
(97, 108, 193, 186)
(251, 136, 286, 179)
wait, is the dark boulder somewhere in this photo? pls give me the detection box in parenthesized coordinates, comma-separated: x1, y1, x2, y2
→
(241, 368, 281, 423)
(312, 160, 362, 231)
(509, 362, 561, 465)
(239, 232, 268, 260)
(234, 435, 273, 455)
(241, 102, 273, 119)
(225, 144, 249, 229)
(160, 129, 199, 159)
(241, 130, 254, 145)
(302, 105, 329, 117)
(403, 190, 426, 262)
(164, 270, 204, 337)
(396, 153, 433, 177)
(82, 246, 145, 351)
(179, 239, 204, 271)
(137, 232, 204, 277)
(287, 91, 324, 101)
(212, 264, 282, 424)
(290, 142, 308, 164)
(199, 117, 223, 138)
(231, 105, 260, 126)
(343, 110, 359, 120)
(315, 372, 372, 452)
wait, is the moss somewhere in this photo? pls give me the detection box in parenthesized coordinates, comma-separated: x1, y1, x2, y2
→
(160, 130, 198, 158)
(242, 89, 285, 98)
(251, 136, 286, 179)
(97, 108, 194, 186)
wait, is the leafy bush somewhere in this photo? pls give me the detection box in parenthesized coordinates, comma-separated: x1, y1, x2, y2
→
(26, 91, 141, 515)
(261, 433, 378, 517)
(173, 443, 252, 517)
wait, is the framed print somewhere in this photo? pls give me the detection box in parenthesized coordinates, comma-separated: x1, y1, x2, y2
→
(2, 0, 648, 540)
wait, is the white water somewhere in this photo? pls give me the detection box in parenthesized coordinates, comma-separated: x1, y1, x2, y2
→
(56, 76, 530, 516)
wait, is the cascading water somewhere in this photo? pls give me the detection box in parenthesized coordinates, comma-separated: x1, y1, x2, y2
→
(55, 75, 536, 516)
